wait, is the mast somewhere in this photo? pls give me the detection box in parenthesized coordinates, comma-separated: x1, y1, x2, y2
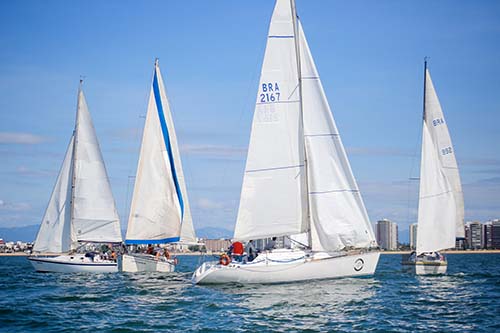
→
(423, 58, 427, 121)
(69, 79, 82, 244)
(290, 0, 312, 248)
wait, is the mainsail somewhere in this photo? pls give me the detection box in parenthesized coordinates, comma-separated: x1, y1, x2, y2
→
(416, 64, 464, 254)
(234, 0, 377, 251)
(126, 60, 196, 244)
(33, 85, 122, 252)
(33, 137, 76, 253)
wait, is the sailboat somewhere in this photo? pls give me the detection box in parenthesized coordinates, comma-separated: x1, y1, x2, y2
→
(29, 82, 123, 273)
(402, 61, 464, 275)
(121, 60, 197, 272)
(192, 0, 379, 284)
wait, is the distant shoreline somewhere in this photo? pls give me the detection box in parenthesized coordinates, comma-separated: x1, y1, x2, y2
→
(2, 250, 500, 257)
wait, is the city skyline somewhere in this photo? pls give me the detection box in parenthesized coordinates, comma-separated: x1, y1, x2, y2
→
(0, 1, 499, 235)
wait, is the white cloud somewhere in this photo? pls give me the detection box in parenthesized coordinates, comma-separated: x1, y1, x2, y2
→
(0, 200, 32, 212)
(0, 132, 48, 144)
(196, 198, 224, 210)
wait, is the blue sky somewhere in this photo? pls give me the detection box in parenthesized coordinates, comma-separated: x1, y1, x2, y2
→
(0, 0, 499, 236)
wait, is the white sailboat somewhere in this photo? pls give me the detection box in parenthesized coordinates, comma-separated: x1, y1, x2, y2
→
(192, 0, 379, 284)
(402, 61, 465, 275)
(29, 82, 123, 273)
(121, 60, 197, 273)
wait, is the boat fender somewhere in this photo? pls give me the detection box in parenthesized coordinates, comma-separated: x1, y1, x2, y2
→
(173, 257, 179, 265)
(219, 254, 231, 266)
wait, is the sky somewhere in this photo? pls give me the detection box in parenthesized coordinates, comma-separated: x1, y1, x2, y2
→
(0, 0, 499, 237)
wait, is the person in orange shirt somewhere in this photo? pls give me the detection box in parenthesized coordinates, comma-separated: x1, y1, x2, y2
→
(231, 241, 244, 262)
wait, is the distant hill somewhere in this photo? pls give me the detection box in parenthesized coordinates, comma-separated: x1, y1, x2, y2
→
(0, 224, 39, 242)
(196, 227, 232, 239)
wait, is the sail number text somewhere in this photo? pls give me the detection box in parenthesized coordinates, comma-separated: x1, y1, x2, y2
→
(432, 118, 445, 126)
(260, 82, 280, 103)
(441, 147, 453, 155)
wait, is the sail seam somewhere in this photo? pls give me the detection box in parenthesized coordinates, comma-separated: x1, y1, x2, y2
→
(246, 164, 304, 173)
(419, 190, 453, 200)
(268, 35, 294, 38)
(309, 189, 359, 195)
(302, 76, 319, 80)
(152, 70, 185, 220)
(304, 133, 339, 137)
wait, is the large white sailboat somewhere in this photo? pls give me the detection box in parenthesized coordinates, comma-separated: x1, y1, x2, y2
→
(402, 61, 465, 275)
(192, 0, 379, 284)
(121, 60, 197, 273)
(29, 82, 123, 273)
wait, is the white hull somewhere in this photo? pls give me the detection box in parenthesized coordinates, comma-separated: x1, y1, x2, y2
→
(193, 249, 380, 284)
(29, 255, 118, 273)
(402, 255, 447, 275)
(120, 254, 175, 272)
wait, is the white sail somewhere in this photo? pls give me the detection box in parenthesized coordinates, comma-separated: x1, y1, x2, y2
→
(298, 22, 376, 251)
(416, 68, 464, 254)
(233, 0, 308, 241)
(33, 137, 77, 253)
(126, 62, 190, 244)
(71, 90, 122, 243)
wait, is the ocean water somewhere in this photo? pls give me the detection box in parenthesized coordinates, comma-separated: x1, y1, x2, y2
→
(0, 254, 499, 332)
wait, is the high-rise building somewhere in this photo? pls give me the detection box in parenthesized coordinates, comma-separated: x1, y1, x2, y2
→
(483, 222, 493, 249)
(376, 219, 398, 250)
(491, 219, 500, 249)
(465, 221, 483, 249)
(409, 223, 417, 250)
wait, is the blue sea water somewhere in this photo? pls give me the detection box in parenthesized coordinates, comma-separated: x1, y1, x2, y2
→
(0, 254, 499, 332)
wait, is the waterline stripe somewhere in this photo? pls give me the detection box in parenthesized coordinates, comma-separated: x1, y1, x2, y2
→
(153, 69, 184, 220)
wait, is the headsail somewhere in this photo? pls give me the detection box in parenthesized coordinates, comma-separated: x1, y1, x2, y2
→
(71, 89, 122, 243)
(126, 61, 194, 244)
(416, 65, 464, 254)
(298, 22, 376, 252)
(233, 0, 308, 241)
(33, 137, 76, 253)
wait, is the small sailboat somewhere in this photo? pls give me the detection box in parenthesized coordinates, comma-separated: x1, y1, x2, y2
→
(29, 82, 123, 273)
(402, 60, 465, 275)
(192, 0, 379, 284)
(121, 60, 197, 272)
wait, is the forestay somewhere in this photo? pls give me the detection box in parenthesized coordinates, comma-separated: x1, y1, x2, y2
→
(234, 0, 308, 240)
(416, 68, 464, 254)
(126, 62, 190, 244)
(33, 137, 76, 253)
(298, 22, 376, 252)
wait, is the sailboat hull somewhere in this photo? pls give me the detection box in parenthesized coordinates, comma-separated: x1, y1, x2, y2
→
(402, 256, 447, 275)
(28, 255, 118, 273)
(192, 250, 380, 284)
(120, 254, 175, 273)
